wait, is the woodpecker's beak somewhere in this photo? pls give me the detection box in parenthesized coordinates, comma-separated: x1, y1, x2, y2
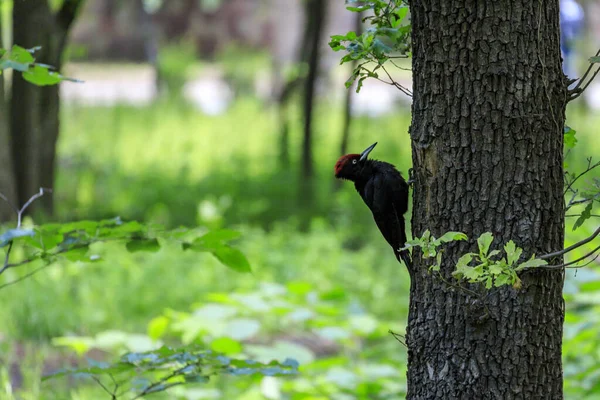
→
(359, 142, 377, 161)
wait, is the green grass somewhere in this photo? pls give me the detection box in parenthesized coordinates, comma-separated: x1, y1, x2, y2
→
(0, 92, 599, 399)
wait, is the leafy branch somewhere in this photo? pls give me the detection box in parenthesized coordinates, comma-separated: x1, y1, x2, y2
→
(0, 190, 252, 290)
(0, 45, 79, 85)
(329, 0, 411, 94)
(44, 345, 298, 399)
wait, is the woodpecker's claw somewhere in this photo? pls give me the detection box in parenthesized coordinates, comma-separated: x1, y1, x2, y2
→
(408, 168, 415, 186)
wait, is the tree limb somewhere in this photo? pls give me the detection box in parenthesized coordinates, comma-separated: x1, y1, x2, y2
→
(542, 245, 600, 269)
(540, 226, 600, 260)
(568, 48, 600, 101)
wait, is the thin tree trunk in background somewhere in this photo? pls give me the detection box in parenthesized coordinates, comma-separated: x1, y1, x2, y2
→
(338, 11, 362, 158)
(406, 1, 566, 398)
(0, 14, 17, 222)
(300, 0, 326, 202)
(11, 0, 84, 215)
(11, 0, 47, 210)
(334, 10, 362, 191)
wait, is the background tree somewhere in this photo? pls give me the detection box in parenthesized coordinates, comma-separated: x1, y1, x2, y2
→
(10, 0, 85, 216)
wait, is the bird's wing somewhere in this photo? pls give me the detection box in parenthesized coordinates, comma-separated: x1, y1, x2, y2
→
(367, 174, 407, 251)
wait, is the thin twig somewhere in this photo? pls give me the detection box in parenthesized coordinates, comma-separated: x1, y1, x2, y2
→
(388, 329, 407, 347)
(91, 376, 117, 400)
(540, 226, 600, 260)
(0, 264, 53, 290)
(570, 65, 600, 101)
(541, 245, 600, 270)
(0, 241, 14, 275)
(566, 214, 600, 218)
(563, 159, 600, 196)
(132, 365, 191, 399)
(569, 48, 600, 93)
(18, 188, 51, 228)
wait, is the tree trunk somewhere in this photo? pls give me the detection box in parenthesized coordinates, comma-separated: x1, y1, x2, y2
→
(336, 10, 362, 187)
(11, 0, 84, 214)
(406, 1, 567, 399)
(300, 0, 326, 201)
(0, 16, 17, 222)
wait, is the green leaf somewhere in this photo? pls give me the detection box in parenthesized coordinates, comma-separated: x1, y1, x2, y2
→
(456, 253, 474, 269)
(494, 274, 511, 287)
(504, 240, 522, 266)
(589, 56, 600, 63)
(488, 263, 503, 276)
(212, 245, 251, 273)
(22, 65, 62, 86)
(477, 232, 494, 257)
(0, 228, 35, 247)
(147, 316, 169, 340)
(435, 231, 467, 245)
(564, 126, 577, 150)
(487, 249, 501, 258)
(63, 245, 90, 262)
(572, 202, 593, 231)
(10, 45, 35, 64)
(211, 337, 242, 355)
(199, 229, 242, 243)
(126, 238, 160, 253)
(516, 256, 548, 271)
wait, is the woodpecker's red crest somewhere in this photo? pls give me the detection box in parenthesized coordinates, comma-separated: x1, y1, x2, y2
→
(334, 154, 361, 179)
(334, 142, 378, 180)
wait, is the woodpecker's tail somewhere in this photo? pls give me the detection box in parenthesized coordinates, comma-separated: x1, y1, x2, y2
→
(396, 249, 412, 269)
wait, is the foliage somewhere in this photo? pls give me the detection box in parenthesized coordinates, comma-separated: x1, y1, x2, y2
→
(0, 217, 251, 285)
(403, 230, 549, 289)
(329, 0, 411, 93)
(0, 45, 78, 85)
(44, 345, 298, 399)
(451, 233, 547, 290)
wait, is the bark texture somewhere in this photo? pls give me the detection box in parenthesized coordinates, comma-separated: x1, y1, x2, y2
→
(407, 1, 567, 399)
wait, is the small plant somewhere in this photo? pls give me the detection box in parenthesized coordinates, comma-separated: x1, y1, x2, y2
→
(329, 0, 411, 94)
(403, 231, 548, 290)
(451, 233, 547, 290)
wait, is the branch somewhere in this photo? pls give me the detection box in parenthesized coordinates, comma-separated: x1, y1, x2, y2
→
(388, 329, 407, 347)
(542, 245, 600, 270)
(0, 188, 51, 276)
(131, 365, 191, 399)
(540, 226, 600, 260)
(18, 188, 52, 228)
(568, 48, 600, 101)
(563, 158, 600, 196)
(0, 264, 52, 290)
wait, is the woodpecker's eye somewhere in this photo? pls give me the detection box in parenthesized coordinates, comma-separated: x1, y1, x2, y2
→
(352, 159, 358, 165)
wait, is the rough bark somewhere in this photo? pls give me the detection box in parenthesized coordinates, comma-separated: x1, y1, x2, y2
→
(11, 0, 84, 214)
(406, 1, 567, 399)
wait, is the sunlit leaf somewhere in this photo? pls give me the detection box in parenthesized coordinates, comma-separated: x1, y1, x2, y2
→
(147, 316, 170, 341)
(212, 245, 251, 273)
(211, 337, 242, 355)
(477, 232, 494, 257)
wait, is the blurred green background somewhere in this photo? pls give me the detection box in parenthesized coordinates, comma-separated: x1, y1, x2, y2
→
(1, 0, 600, 399)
